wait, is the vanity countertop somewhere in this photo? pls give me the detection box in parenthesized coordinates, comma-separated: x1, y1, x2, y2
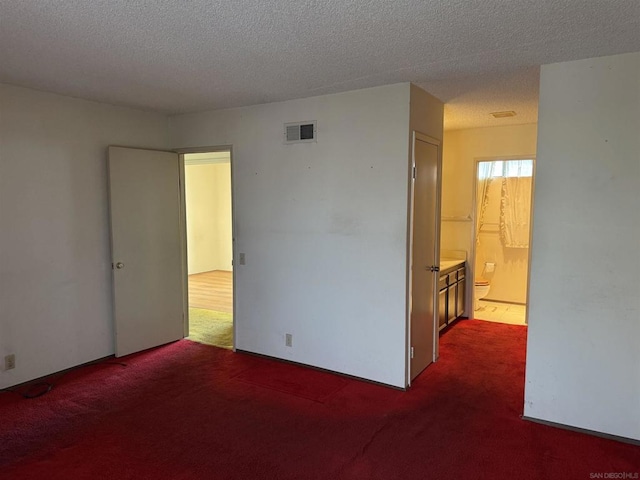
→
(440, 259, 465, 273)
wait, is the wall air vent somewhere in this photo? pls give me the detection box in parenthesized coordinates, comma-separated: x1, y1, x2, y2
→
(490, 111, 517, 118)
(284, 121, 317, 144)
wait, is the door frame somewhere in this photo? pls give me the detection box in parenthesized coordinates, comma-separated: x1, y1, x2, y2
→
(175, 145, 237, 350)
(470, 155, 536, 323)
(406, 131, 443, 387)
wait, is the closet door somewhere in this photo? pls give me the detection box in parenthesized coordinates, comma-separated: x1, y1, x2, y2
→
(408, 133, 441, 381)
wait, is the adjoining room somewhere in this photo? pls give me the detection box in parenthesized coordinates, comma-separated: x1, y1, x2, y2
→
(183, 151, 234, 349)
(439, 122, 538, 329)
(472, 158, 534, 325)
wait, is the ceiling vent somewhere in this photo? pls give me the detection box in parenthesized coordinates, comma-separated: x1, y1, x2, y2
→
(284, 121, 317, 144)
(490, 111, 517, 118)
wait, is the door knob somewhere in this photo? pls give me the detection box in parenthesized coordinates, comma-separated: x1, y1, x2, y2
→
(115, 262, 125, 269)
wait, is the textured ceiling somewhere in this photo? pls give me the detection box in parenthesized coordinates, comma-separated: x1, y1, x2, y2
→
(1, 1, 639, 130)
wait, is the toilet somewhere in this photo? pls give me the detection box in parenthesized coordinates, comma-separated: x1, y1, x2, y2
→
(474, 279, 491, 310)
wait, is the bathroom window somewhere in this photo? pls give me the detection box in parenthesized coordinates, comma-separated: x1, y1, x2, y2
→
(483, 159, 534, 178)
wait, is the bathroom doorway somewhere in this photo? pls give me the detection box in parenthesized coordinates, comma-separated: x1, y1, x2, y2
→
(471, 158, 535, 325)
(183, 150, 235, 348)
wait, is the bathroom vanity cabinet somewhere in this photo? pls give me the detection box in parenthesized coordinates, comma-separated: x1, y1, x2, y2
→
(438, 261, 466, 330)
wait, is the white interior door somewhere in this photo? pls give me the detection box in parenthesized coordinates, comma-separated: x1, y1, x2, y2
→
(409, 133, 441, 381)
(108, 146, 185, 357)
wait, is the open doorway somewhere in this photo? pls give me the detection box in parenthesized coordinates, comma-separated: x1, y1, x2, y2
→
(183, 150, 234, 348)
(472, 158, 534, 325)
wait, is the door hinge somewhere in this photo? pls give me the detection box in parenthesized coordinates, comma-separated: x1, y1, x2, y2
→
(410, 347, 415, 359)
(412, 165, 416, 179)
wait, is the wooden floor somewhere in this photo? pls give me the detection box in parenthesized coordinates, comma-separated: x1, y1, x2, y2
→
(188, 270, 233, 313)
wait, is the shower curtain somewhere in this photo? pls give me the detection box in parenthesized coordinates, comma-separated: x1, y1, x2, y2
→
(500, 174, 532, 248)
(475, 162, 498, 244)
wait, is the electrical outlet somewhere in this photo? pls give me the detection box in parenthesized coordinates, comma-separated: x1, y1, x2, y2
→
(285, 333, 292, 347)
(239, 253, 246, 265)
(4, 354, 15, 371)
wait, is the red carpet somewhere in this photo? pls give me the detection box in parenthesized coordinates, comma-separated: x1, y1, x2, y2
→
(1, 320, 638, 479)
(233, 360, 349, 403)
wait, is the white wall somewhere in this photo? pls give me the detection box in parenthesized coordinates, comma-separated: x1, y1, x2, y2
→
(0, 84, 169, 388)
(171, 84, 423, 387)
(524, 52, 640, 441)
(185, 162, 233, 274)
(440, 124, 537, 311)
(410, 84, 444, 142)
